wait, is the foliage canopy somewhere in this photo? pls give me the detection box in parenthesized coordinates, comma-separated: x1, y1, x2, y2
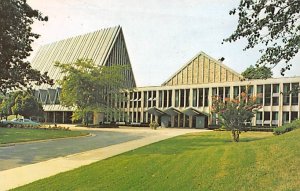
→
(241, 65, 273, 79)
(0, 0, 52, 93)
(212, 91, 261, 142)
(224, 0, 300, 75)
(55, 59, 129, 125)
(0, 91, 43, 118)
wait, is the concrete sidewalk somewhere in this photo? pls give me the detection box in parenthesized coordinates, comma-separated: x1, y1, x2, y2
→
(0, 127, 208, 191)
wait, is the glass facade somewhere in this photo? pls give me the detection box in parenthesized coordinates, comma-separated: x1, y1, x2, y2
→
(119, 81, 299, 127)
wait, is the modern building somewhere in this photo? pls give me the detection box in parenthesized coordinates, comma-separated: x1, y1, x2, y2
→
(31, 26, 300, 128)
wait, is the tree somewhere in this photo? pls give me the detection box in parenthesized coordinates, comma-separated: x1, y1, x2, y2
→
(242, 65, 273, 79)
(11, 94, 23, 118)
(212, 91, 261, 142)
(0, 91, 22, 118)
(1, 91, 43, 118)
(224, 0, 300, 75)
(18, 92, 44, 118)
(0, 0, 53, 93)
(55, 59, 129, 126)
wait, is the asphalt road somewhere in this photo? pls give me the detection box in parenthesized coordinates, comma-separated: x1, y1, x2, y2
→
(0, 130, 144, 171)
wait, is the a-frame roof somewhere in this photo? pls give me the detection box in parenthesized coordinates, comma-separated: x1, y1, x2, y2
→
(31, 26, 136, 89)
(162, 51, 244, 86)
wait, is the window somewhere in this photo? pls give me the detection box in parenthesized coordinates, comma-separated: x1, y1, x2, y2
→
(256, 112, 263, 126)
(129, 112, 132, 122)
(163, 90, 168, 107)
(192, 89, 197, 107)
(291, 112, 298, 121)
(152, 91, 156, 107)
(148, 113, 151, 123)
(143, 92, 147, 107)
(175, 90, 179, 107)
(283, 83, 290, 105)
(130, 92, 133, 108)
(137, 92, 141, 108)
(199, 88, 203, 107)
(264, 84, 271, 106)
(134, 92, 138, 108)
(180, 89, 185, 107)
(225, 87, 230, 98)
(124, 93, 128, 108)
(204, 88, 209, 106)
(264, 112, 270, 125)
(133, 112, 137, 122)
(272, 112, 278, 126)
(185, 89, 190, 107)
(158, 91, 163, 107)
(148, 91, 152, 107)
(272, 84, 279, 106)
(283, 112, 289, 124)
(233, 86, 239, 99)
(291, 83, 299, 105)
(54, 92, 60, 104)
(240, 86, 246, 94)
(137, 112, 141, 122)
(247, 85, 253, 97)
(168, 90, 172, 107)
(256, 85, 263, 104)
(218, 87, 224, 101)
(143, 112, 147, 123)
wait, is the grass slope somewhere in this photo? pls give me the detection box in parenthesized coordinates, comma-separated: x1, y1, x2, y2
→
(15, 130, 300, 191)
(0, 128, 88, 144)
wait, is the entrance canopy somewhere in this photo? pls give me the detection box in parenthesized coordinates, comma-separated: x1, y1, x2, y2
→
(164, 107, 182, 116)
(147, 107, 165, 116)
(182, 107, 208, 117)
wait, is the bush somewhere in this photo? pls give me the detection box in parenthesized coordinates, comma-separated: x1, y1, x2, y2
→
(273, 126, 287, 135)
(149, 121, 159, 130)
(273, 119, 300, 135)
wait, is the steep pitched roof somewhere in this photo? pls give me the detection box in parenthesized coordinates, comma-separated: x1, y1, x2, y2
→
(162, 51, 244, 86)
(31, 26, 136, 89)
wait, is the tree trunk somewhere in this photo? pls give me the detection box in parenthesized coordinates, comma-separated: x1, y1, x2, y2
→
(232, 130, 240, 142)
(84, 113, 89, 127)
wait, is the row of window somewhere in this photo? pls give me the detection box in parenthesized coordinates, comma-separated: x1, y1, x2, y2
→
(256, 111, 298, 125)
(103, 110, 299, 126)
(123, 83, 299, 109)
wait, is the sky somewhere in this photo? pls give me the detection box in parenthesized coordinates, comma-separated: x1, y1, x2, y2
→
(27, 0, 300, 87)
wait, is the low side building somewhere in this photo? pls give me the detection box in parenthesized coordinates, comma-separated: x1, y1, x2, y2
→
(31, 26, 300, 128)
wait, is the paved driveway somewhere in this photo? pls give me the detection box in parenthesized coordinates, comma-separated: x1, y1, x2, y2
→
(0, 130, 144, 171)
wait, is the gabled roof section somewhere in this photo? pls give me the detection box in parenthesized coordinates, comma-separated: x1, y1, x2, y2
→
(162, 51, 244, 86)
(31, 26, 136, 89)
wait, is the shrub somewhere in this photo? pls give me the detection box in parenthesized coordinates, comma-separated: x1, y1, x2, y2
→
(273, 126, 287, 135)
(273, 119, 300, 135)
(149, 121, 159, 130)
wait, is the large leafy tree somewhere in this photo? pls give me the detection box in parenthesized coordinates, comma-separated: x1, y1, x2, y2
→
(212, 92, 261, 142)
(242, 65, 273, 79)
(55, 59, 129, 126)
(224, 0, 300, 75)
(0, 91, 22, 118)
(12, 92, 43, 118)
(1, 91, 43, 118)
(0, 0, 52, 93)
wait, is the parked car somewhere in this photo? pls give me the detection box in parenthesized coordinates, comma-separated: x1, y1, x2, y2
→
(1, 118, 40, 128)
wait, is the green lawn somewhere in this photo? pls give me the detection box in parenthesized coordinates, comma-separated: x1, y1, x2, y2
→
(0, 128, 88, 144)
(14, 130, 300, 191)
